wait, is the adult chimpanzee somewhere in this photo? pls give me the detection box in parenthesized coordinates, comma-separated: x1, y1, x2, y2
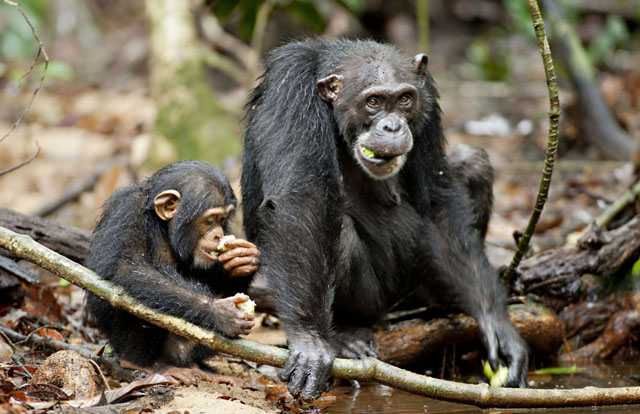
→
(241, 39, 528, 400)
(85, 160, 260, 384)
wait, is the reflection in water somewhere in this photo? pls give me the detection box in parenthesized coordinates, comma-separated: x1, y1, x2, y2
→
(327, 384, 481, 414)
(324, 361, 640, 413)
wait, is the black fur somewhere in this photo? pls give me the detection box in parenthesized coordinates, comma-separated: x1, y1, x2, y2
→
(85, 161, 248, 367)
(242, 39, 528, 399)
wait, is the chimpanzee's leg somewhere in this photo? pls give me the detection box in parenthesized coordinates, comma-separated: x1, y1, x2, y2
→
(446, 144, 494, 238)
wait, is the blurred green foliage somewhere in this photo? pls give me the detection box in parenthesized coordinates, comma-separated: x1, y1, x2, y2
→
(0, 0, 46, 61)
(0, 1, 73, 82)
(587, 14, 630, 64)
(205, 0, 364, 39)
(466, 30, 511, 81)
(468, 0, 638, 81)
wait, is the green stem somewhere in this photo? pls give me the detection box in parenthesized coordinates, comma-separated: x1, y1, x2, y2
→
(502, 0, 560, 285)
(417, 0, 429, 52)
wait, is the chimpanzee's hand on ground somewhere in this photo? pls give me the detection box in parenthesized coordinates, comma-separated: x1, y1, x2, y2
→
(335, 326, 378, 359)
(210, 294, 255, 337)
(217, 238, 261, 277)
(280, 335, 335, 402)
(479, 314, 529, 388)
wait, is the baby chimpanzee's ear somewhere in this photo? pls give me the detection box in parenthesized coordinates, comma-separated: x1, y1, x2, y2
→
(153, 189, 181, 221)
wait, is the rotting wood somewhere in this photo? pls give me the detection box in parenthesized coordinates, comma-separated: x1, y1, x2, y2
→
(516, 216, 640, 302)
(376, 304, 564, 367)
(0, 207, 90, 264)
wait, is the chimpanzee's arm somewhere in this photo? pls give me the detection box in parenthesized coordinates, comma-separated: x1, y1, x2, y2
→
(423, 185, 528, 387)
(112, 261, 253, 337)
(242, 42, 344, 401)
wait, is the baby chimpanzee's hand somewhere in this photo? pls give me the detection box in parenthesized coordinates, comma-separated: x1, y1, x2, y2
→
(210, 294, 255, 337)
(217, 238, 261, 277)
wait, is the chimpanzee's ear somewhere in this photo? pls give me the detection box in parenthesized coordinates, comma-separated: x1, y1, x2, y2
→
(154, 190, 181, 221)
(317, 74, 344, 102)
(413, 54, 429, 77)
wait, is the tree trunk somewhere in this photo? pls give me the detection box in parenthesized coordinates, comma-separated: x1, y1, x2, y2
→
(145, 0, 241, 167)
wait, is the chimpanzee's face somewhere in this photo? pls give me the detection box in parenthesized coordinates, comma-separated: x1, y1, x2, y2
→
(189, 204, 234, 269)
(317, 53, 429, 180)
(153, 187, 234, 270)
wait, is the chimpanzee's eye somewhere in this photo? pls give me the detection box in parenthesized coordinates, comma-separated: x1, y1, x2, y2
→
(398, 94, 412, 106)
(367, 96, 381, 108)
(205, 216, 220, 226)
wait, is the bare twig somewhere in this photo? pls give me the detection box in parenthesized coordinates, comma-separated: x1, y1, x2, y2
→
(3, 226, 640, 408)
(502, 0, 560, 285)
(0, 0, 49, 145)
(580, 180, 640, 236)
(0, 144, 41, 176)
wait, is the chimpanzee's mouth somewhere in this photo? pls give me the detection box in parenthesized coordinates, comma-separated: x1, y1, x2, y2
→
(357, 145, 396, 164)
(201, 248, 219, 261)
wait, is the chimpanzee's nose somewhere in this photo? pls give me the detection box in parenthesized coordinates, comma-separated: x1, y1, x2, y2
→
(379, 115, 402, 134)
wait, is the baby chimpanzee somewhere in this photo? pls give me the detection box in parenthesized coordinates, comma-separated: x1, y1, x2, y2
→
(85, 160, 260, 384)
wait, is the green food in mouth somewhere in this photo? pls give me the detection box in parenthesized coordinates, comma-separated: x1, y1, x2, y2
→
(362, 147, 375, 159)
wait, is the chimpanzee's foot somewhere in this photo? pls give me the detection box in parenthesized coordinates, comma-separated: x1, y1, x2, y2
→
(335, 326, 378, 359)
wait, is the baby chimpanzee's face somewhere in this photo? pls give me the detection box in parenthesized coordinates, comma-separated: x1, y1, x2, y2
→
(190, 204, 234, 269)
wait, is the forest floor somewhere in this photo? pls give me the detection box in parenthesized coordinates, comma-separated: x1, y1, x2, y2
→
(1, 31, 640, 413)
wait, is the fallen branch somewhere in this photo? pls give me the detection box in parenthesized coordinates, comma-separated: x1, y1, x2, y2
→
(517, 215, 640, 303)
(376, 304, 564, 366)
(2, 226, 640, 408)
(0, 207, 90, 264)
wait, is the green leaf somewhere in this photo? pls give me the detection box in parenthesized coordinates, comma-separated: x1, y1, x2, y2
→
(288, 0, 326, 33)
(534, 365, 578, 375)
(335, 0, 365, 14)
(208, 0, 241, 18)
(238, 0, 260, 39)
(36, 60, 74, 81)
(632, 257, 640, 278)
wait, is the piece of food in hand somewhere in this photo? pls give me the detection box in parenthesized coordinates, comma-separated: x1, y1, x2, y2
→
(234, 293, 256, 314)
(483, 360, 509, 387)
(217, 235, 236, 253)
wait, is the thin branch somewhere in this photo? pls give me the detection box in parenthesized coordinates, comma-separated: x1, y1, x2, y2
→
(3, 226, 640, 408)
(0, 0, 49, 145)
(246, 0, 274, 88)
(585, 180, 640, 232)
(0, 144, 41, 176)
(416, 0, 429, 53)
(502, 0, 560, 285)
